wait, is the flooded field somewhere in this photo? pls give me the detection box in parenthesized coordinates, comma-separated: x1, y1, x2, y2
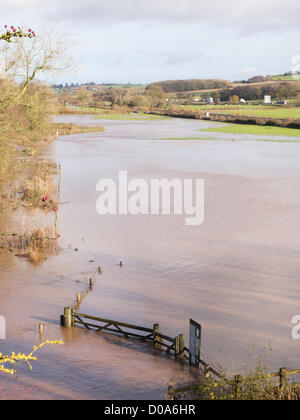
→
(1, 115, 300, 399)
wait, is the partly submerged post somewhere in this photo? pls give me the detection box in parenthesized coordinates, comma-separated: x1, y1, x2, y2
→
(63, 307, 72, 328)
(153, 324, 162, 349)
(39, 323, 43, 341)
(178, 334, 185, 360)
(235, 375, 243, 398)
(280, 368, 288, 389)
(175, 336, 179, 358)
(71, 308, 75, 327)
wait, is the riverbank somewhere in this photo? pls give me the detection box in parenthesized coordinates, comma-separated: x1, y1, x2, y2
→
(168, 363, 300, 400)
(147, 106, 300, 131)
(0, 118, 105, 263)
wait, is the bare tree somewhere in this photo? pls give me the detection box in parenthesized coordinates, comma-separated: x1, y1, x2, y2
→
(110, 88, 131, 109)
(0, 29, 74, 104)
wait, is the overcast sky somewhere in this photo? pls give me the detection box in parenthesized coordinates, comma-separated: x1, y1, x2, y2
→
(2, 0, 300, 84)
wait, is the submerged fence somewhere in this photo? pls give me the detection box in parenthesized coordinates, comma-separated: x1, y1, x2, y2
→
(60, 307, 220, 374)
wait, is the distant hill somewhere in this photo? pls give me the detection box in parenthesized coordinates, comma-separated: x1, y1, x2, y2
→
(146, 77, 300, 101)
(147, 79, 230, 93)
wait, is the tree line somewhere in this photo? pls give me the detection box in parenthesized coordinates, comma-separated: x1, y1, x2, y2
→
(218, 82, 299, 102)
(147, 79, 229, 93)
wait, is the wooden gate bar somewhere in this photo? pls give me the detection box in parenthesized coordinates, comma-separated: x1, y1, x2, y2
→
(73, 314, 154, 341)
(74, 312, 153, 333)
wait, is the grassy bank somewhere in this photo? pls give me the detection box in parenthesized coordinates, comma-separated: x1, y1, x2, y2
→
(200, 123, 300, 138)
(180, 104, 300, 119)
(148, 105, 300, 132)
(167, 362, 300, 400)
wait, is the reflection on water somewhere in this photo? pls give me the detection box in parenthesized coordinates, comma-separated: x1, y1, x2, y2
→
(1, 115, 300, 399)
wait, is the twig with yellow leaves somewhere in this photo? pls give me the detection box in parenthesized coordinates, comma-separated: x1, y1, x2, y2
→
(0, 340, 63, 375)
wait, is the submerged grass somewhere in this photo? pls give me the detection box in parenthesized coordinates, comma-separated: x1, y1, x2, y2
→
(60, 105, 170, 120)
(52, 122, 105, 136)
(0, 227, 59, 264)
(94, 112, 170, 121)
(58, 105, 108, 114)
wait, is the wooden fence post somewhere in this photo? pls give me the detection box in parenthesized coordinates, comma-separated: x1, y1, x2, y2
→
(39, 323, 43, 341)
(175, 336, 179, 358)
(76, 292, 81, 304)
(234, 375, 242, 398)
(63, 307, 72, 328)
(71, 308, 75, 327)
(280, 368, 288, 389)
(178, 334, 185, 359)
(153, 324, 162, 349)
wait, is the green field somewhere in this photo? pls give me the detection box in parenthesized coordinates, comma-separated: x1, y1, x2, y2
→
(181, 105, 300, 119)
(100, 84, 144, 89)
(200, 123, 300, 138)
(270, 75, 300, 81)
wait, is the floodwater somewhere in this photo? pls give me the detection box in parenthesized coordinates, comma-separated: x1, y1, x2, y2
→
(1, 114, 300, 399)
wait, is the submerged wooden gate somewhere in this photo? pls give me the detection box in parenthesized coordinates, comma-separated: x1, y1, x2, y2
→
(61, 308, 180, 356)
(60, 307, 220, 377)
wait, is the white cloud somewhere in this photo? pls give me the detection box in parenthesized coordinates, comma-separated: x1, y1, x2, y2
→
(1, 0, 298, 83)
(2, 0, 300, 35)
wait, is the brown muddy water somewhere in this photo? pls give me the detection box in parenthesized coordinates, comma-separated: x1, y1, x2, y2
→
(1, 114, 300, 399)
